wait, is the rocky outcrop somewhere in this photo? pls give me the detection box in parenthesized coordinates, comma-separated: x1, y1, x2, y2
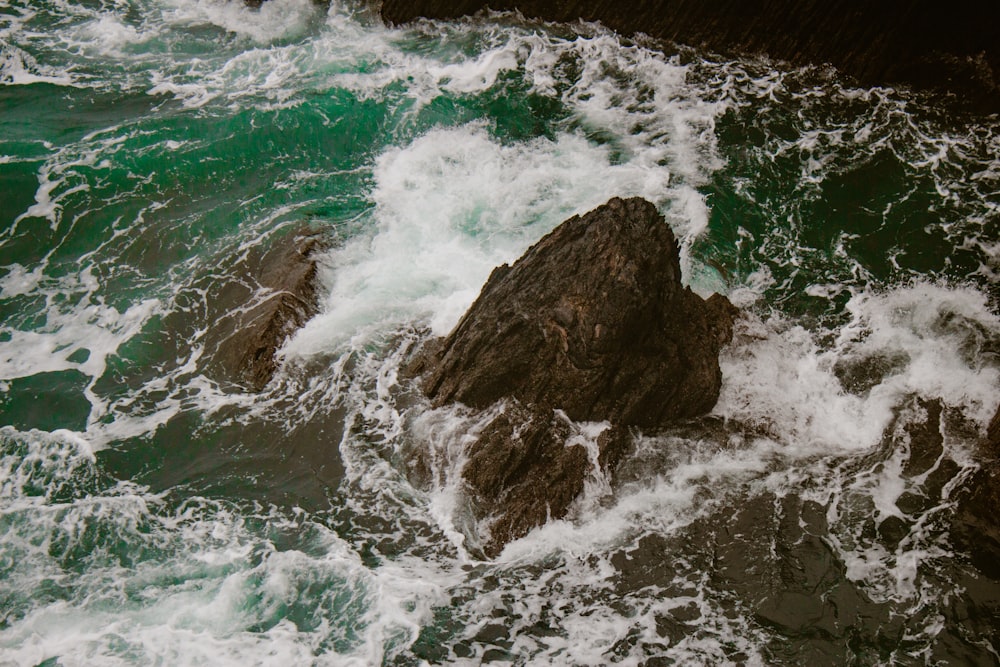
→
(210, 229, 326, 390)
(850, 398, 1000, 577)
(380, 0, 1000, 112)
(410, 197, 736, 555)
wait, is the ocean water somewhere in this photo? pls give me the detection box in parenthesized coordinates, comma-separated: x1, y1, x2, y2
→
(1, 0, 999, 664)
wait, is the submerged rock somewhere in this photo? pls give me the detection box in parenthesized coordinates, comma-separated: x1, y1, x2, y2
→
(410, 197, 736, 555)
(866, 396, 1000, 578)
(461, 404, 630, 554)
(210, 229, 326, 390)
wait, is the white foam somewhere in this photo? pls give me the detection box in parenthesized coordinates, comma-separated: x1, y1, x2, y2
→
(429, 45, 520, 94)
(410, 405, 484, 559)
(14, 169, 63, 230)
(534, 33, 723, 185)
(0, 283, 161, 437)
(0, 426, 98, 501)
(162, 0, 323, 45)
(0, 263, 46, 297)
(143, 10, 386, 110)
(834, 284, 1000, 418)
(0, 45, 77, 86)
(11, 128, 135, 236)
(147, 73, 220, 109)
(0, 449, 442, 667)
(717, 316, 893, 455)
(287, 123, 677, 357)
(716, 282, 999, 459)
(68, 14, 148, 57)
(0, 294, 156, 375)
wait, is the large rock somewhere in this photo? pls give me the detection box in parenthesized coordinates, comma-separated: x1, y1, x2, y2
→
(415, 197, 736, 428)
(410, 197, 736, 555)
(380, 0, 1000, 112)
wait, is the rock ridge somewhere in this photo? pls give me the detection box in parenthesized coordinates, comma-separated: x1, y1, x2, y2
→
(210, 229, 327, 390)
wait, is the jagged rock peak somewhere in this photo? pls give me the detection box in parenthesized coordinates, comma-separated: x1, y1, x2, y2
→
(413, 196, 737, 429)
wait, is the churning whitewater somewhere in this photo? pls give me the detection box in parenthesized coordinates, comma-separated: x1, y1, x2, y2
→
(1, 0, 998, 664)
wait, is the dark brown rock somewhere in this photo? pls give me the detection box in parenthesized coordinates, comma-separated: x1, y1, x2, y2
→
(380, 0, 1000, 113)
(416, 197, 736, 428)
(210, 229, 326, 390)
(411, 197, 736, 555)
(900, 398, 945, 479)
(463, 405, 629, 556)
(876, 396, 975, 508)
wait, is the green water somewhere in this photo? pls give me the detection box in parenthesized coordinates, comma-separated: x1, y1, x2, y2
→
(1, 0, 998, 664)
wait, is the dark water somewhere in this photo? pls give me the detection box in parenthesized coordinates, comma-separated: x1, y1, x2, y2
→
(1, 0, 998, 664)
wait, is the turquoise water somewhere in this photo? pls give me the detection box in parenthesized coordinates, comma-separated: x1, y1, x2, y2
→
(1, 0, 998, 664)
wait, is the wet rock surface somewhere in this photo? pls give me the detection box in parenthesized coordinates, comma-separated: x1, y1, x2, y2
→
(380, 0, 1000, 113)
(898, 398, 946, 478)
(609, 490, 1000, 666)
(209, 228, 326, 391)
(410, 197, 736, 555)
(599, 397, 1000, 664)
(462, 405, 630, 554)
